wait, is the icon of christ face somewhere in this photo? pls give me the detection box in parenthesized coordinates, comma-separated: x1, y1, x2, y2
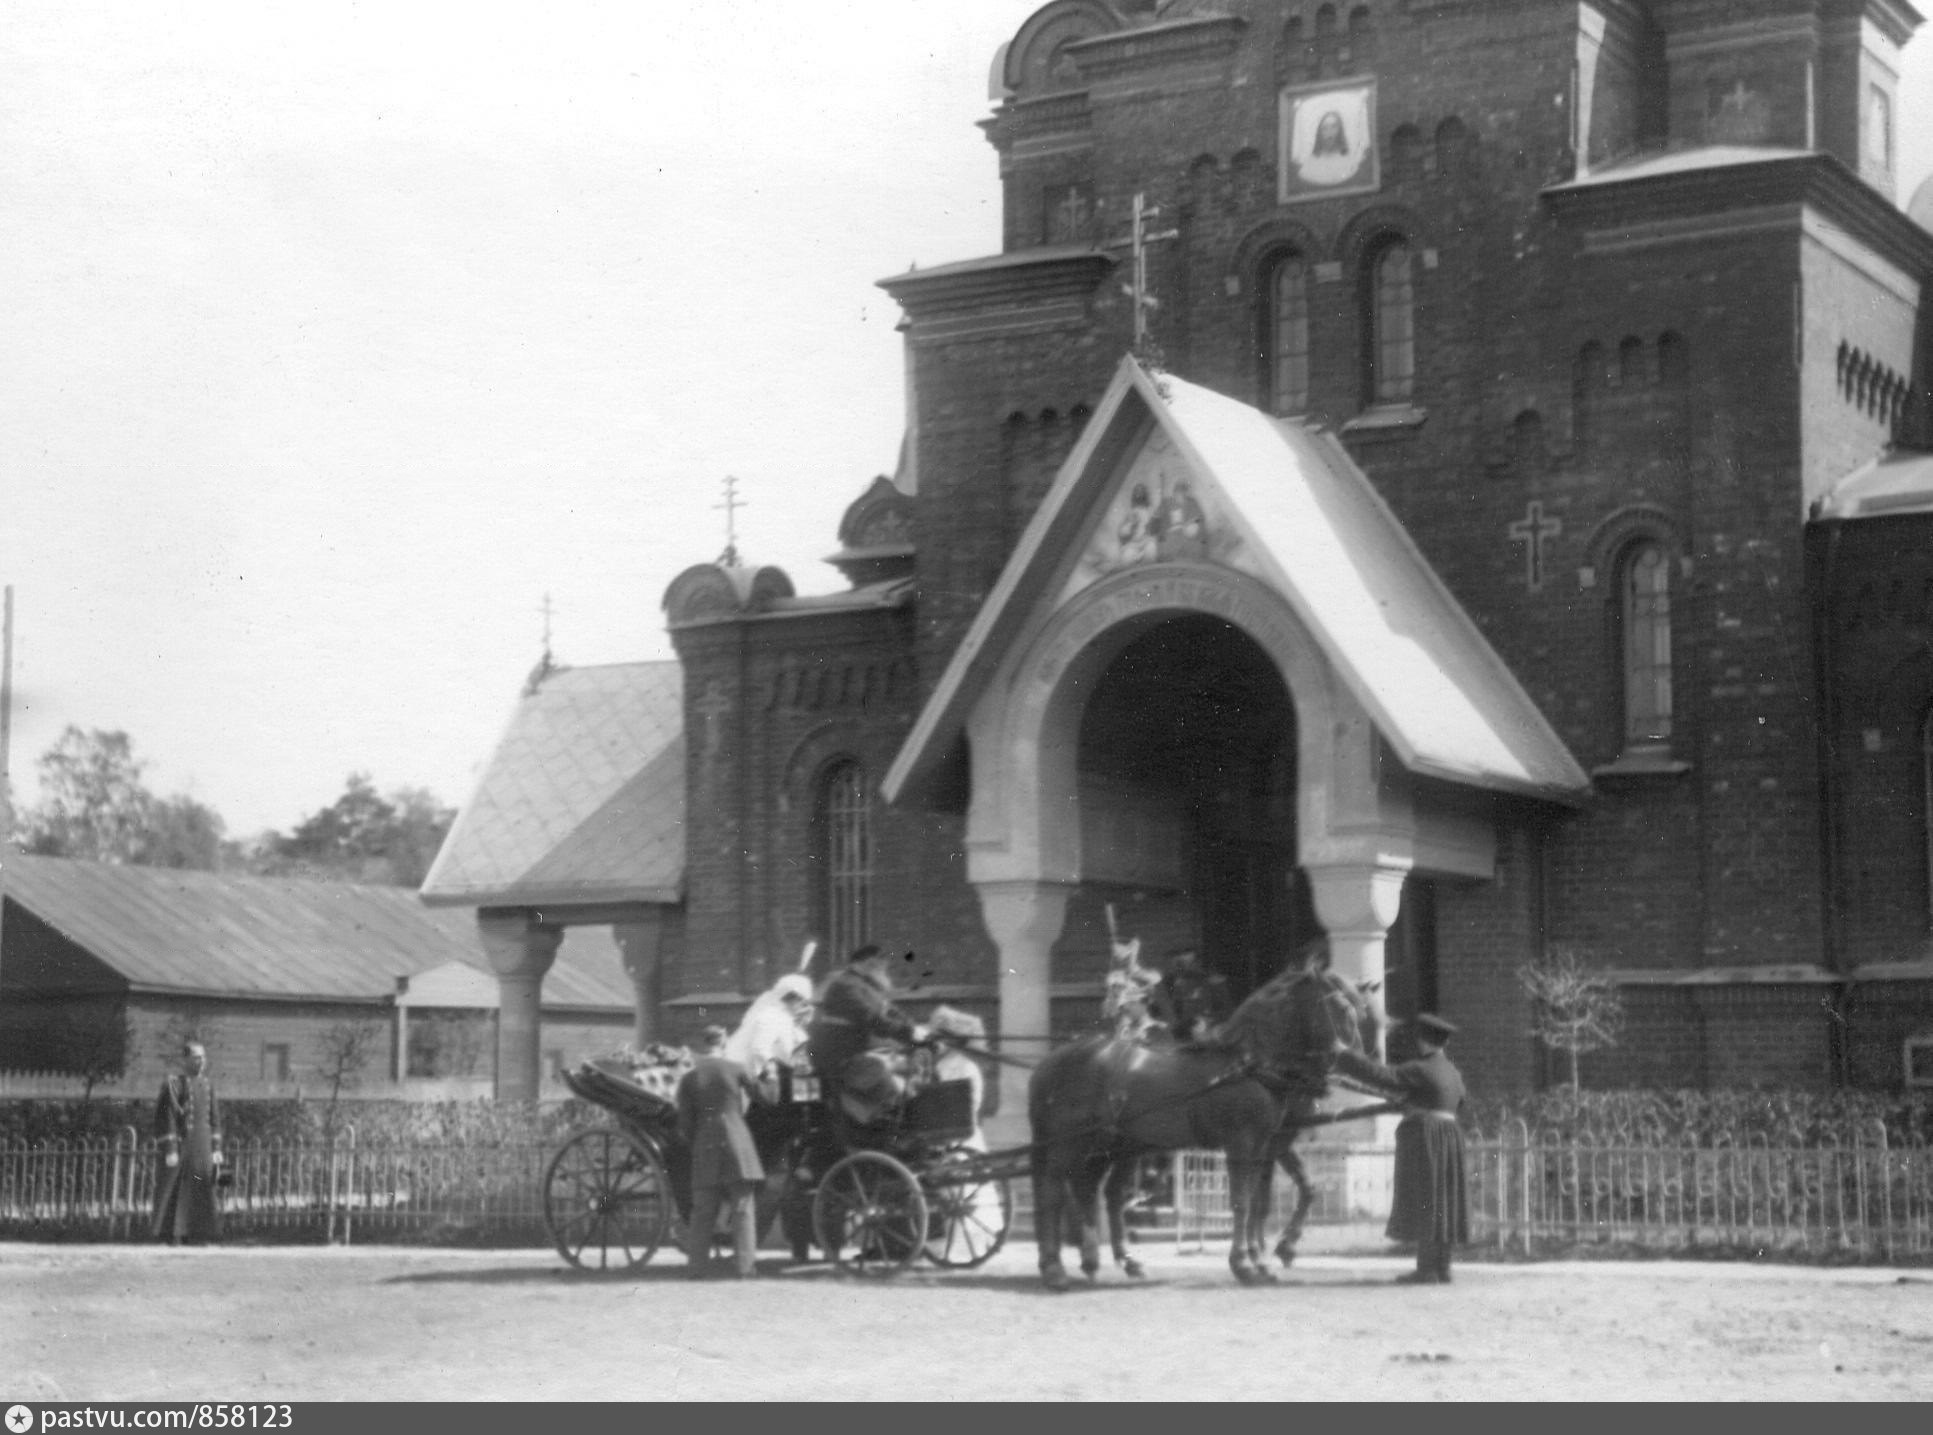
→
(1313, 110, 1348, 155)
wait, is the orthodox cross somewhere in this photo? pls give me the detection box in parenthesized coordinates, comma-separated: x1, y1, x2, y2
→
(1507, 501, 1564, 592)
(713, 474, 747, 567)
(1107, 192, 1178, 367)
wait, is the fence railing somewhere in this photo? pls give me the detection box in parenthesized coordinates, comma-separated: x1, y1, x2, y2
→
(1167, 1122, 1933, 1262)
(0, 1129, 553, 1246)
(10, 1124, 1933, 1262)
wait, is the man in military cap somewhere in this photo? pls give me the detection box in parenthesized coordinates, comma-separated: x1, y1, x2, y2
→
(1335, 1012, 1469, 1284)
(805, 943, 926, 1123)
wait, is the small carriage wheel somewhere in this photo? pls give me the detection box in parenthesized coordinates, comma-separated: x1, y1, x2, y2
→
(921, 1146, 1012, 1269)
(544, 1127, 672, 1271)
(813, 1151, 928, 1278)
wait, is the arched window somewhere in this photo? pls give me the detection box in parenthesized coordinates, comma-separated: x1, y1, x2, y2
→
(813, 759, 873, 960)
(1618, 335, 1646, 388)
(1619, 542, 1673, 750)
(1266, 252, 1311, 415)
(1366, 237, 1415, 405)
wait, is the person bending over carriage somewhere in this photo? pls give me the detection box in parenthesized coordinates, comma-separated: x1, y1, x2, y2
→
(804, 943, 929, 1126)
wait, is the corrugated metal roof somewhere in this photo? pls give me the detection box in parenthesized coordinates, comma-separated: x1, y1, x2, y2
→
(419, 661, 685, 908)
(0, 852, 633, 1010)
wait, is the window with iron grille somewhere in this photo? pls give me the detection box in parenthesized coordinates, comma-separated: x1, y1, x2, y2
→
(1922, 708, 1933, 921)
(1619, 542, 1672, 750)
(1267, 252, 1311, 416)
(1367, 237, 1415, 405)
(815, 759, 873, 961)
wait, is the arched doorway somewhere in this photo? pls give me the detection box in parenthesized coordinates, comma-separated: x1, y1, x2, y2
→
(1075, 613, 1315, 999)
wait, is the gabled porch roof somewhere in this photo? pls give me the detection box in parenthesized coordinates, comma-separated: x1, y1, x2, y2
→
(884, 357, 1589, 808)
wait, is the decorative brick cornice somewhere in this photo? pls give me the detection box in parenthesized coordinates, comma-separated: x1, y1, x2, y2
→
(877, 244, 1116, 321)
(1062, 14, 1246, 80)
(1545, 150, 1933, 279)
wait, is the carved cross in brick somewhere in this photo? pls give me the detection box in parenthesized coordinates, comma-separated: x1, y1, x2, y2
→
(1508, 500, 1563, 592)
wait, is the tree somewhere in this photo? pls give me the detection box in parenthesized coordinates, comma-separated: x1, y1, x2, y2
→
(312, 1019, 383, 1139)
(1518, 947, 1625, 1094)
(257, 773, 454, 887)
(17, 726, 226, 869)
(48, 1005, 138, 1102)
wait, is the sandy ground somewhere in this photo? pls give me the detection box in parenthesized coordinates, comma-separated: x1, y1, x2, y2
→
(3, 1238, 1932, 1402)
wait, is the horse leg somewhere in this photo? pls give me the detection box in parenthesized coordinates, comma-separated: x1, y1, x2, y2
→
(1228, 1159, 1276, 1286)
(1105, 1158, 1144, 1279)
(1273, 1145, 1314, 1269)
(1031, 1148, 1072, 1293)
(1070, 1162, 1106, 1282)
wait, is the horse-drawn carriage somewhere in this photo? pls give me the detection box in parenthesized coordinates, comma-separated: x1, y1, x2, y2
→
(546, 1050, 1020, 1276)
(546, 957, 1390, 1288)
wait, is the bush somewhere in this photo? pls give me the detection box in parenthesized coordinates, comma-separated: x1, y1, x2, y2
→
(1465, 1088, 1933, 1147)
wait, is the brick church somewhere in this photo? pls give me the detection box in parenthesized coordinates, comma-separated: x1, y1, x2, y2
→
(424, 0, 1933, 1121)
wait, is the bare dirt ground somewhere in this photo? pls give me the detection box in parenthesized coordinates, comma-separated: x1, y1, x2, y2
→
(4, 1239, 1932, 1402)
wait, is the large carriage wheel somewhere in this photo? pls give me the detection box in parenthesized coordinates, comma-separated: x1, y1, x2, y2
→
(813, 1151, 928, 1277)
(544, 1127, 672, 1271)
(922, 1146, 1012, 1269)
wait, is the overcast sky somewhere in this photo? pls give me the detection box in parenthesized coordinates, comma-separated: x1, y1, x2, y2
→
(3, 0, 1932, 839)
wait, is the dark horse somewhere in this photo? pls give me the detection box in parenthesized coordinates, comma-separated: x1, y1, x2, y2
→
(1028, 966, 1377, 1290)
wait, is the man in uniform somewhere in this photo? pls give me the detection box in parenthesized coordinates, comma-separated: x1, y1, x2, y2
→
(153, 1039, 224, 1246)
(805, 944, 926, 1123)
(675, 1025, 768, 1279)
(1335, 1012, 1469, 1284)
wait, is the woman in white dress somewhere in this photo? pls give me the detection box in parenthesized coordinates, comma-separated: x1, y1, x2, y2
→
(724, 973, 814, 1078)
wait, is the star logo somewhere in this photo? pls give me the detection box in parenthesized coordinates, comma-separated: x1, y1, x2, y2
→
(6, 1405, 35, 1434)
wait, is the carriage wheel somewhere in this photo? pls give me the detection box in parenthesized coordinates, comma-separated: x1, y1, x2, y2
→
(922, 1147, 1012, 1269)
(813, 1151, 928, 1277)
(544, 1127, 672, 1271)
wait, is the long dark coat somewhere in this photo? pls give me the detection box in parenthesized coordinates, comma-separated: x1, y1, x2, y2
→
(676, 1056, 765, 1190)
(805, 966, 917, 1079)
(1337, 1046, 1469, 1248)
(152, 1073, 223, 1244)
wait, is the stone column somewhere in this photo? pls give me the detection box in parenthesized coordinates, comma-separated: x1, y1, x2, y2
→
(1306, 860, 1409, 1210)
(975, 879, 1071, 1149)
(1308, 861, 1409, 1060)
(478, 911, 563, 1102)
(612, 919, 665, 1050)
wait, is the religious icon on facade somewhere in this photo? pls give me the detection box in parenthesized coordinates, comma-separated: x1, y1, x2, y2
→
(1279, 78, 1379, 202)
(1089, 459, 1222, 576)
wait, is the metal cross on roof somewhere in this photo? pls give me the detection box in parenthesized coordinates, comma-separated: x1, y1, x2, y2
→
(1106, 192, 1179, 370)
(715, 474, 744, 567)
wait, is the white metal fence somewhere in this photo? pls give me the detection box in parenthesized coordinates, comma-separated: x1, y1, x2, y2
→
(1167, 1122, 1933, 1262)
(0, 1129, 552, 1246)
(9, 1124, 1933, 1261)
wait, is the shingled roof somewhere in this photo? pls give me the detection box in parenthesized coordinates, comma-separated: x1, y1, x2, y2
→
(0, 852, 631, 1009)
(419, 661, 685, 909)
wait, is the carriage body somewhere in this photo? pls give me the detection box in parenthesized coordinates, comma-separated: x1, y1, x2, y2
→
(544, 1052, 1013, 1275)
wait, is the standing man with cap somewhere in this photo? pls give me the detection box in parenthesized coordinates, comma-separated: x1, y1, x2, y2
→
(1335, 1012, 1469, 1284)
(153, 1038, 224, 1246)
(675, 1025, 767, 1279)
